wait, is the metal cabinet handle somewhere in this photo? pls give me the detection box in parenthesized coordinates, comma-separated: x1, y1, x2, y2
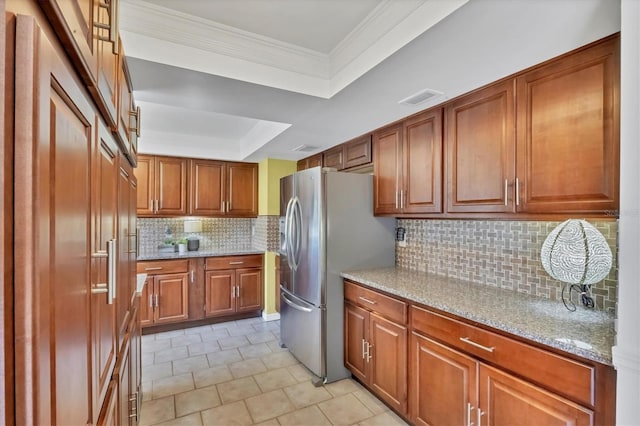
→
(362, 339, 367, 360)
(460, 337, 495, 353)
(149, 295, 154, 308)
(129, 106, 141, 137)
(229, 261, 244, 265)
(155, 294, 159, 308)
(145, 267, 163, 271)
(395, 190, 399, 209)
(127, 232, 137, 254)
(515, 177, 520, 206)
(107, 239, 116, 303)
(400, 190, 404, 209)
(477, 408, 485, 426)
(467, 403, 475, 426)
(358, 296, 377, 305)
(366, 342, 373, 362)
(95, 0, 119, 54)
(504, 179, 508, 206)
(91, 283, 108, 295)
(190, 270, 194, 283)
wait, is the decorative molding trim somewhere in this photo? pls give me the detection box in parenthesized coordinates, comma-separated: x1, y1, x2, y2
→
(262, 312, 281, 322)
(612, 345, 640, 373)
(119, 0, 468, 98)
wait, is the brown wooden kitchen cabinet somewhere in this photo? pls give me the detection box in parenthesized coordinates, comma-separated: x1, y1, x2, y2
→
(323, 134, 373, 171)
(446, 80, 516, 214)
(204, 255, 264, 317)
(409, 305, 612, 426)
(515, 35, 619, 214)
(138, 260, 190, 327)
(374, 108, 443, 215)
(189, 159, 258, 217)
(40, 0, 121, 128)
(135, 154, 188, 216)
(297, 153, 322, 171)
(344, 281, 408, 415)
(115, 41, 137, 162)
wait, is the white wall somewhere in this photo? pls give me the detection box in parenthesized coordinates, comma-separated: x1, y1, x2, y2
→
(612, 1, 640, 424)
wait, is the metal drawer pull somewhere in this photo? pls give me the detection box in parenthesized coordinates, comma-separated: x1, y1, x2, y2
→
(515, 177, 520, 206)
(91, 251, 108, 258)
(358, 296, 377, 305)
(91, 283, 108, 294)
(504, 179, 508, 206)
(362, 339, 367, 359)
(460, 337, 495, 353)
(477, 408, 485, 426)
(145, 267, 163, 271)
(229, 261, 244, 265)
(366, 343, 373, 362)
(467, 403, 475, 426)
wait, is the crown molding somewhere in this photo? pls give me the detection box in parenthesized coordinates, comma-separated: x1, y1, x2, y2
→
(120, 0, 468, 98)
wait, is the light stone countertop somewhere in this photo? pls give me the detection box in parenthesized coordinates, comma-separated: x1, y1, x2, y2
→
(137, 248, 264, 261)
(341, 267, 615, 365)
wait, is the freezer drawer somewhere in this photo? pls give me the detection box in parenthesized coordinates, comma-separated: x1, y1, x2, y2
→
(280, 288, 323, 378)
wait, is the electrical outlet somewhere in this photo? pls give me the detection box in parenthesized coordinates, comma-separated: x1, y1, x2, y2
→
(396, 227, 407, 247)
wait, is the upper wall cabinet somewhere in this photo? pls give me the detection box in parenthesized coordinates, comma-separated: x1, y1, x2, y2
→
(374, 108, 443, 215)
(136, 156, 259, 218)
(445, 80, 516, 214)
(515, 35, 619, 214)
(297, 153, 322, 171)
(115, 42, 139, 165)
(135, 155, 188, 216)
(323, 135, 373, 171)
(40, 0, 120, 127)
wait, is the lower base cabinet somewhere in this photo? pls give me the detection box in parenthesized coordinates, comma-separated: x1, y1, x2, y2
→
(344, 281, 408, 415)
(343, 280, 615, 426)
(204, 255, 263, 318)
(138, 260, 190, 327)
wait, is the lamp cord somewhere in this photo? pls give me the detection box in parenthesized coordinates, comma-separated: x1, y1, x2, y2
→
(561, 283, 595, 312)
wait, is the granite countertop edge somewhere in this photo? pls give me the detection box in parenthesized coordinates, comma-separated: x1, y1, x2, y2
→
(137, 249, 264, 261)
(341, 267, 615, 366)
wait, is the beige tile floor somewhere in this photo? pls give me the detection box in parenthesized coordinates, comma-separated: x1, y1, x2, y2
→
(140, 317, 409, 426)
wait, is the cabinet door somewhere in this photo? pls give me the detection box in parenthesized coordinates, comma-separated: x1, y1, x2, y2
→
(139, 279, 154, 328)
(134, 155, 154, 215)
(479, 364, 593, 426)
(117, 160, 132, 345)
(154, 273, 189, 324)
(344, 303, 369, 383)
(323, 145, 344, 170)
(236, 268, 263, 313)
(39, 0, 99, 84)
(373, 124, 403, 215)
(14, 16, 95, 424)
(403, 109, 443, 214)
(96, 380, 118, 426)
(91, 119, 118, 420)
(155, 156, 188, 215)
(344, 135, 372, 169)
(117, 343, 131, 426)
(369, 313, 407, 415)
(516, 37, 619, 214)
(95, 1, 118, 127)
(128, 305, 142, 425)
(410, 333, 477, 426)
(205, 270, 236, 317)
(226, 162, 258, 217)
(446, 80, 516, 213)
(189, 159, 225, 216)
(116, 47, 132, 154)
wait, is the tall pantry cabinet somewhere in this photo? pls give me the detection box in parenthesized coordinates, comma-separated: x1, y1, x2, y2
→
(7, 0, 142, 424)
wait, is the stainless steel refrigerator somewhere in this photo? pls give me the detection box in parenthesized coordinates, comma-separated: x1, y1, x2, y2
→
(279, 167, 395, 384)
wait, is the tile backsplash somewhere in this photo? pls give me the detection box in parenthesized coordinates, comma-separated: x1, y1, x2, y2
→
(138, 217, 254, 254)
(396, 219, 618, 314)
(253, 215, 280, 252)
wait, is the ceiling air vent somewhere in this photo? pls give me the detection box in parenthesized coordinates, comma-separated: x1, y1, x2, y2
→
(292, 144, 319, 152)
(398, 88, 444, 106)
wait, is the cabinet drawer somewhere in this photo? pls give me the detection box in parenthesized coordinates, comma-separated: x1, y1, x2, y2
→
(410, 305, 594, 407)
(137, 259, 189, 274)
(344, 281, 407, 324)
(205, 255, 263, 270)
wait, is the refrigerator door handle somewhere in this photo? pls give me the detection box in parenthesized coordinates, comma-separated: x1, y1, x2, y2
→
(288, 196, 302, 271)
(284, 197, 295, 268)
(281, 292, 313, 313)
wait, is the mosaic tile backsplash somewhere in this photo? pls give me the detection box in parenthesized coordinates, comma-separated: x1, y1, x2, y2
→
(396, 219, 618, 314)
(253, 215, 280, 252)
(138, 218, 255, 254)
